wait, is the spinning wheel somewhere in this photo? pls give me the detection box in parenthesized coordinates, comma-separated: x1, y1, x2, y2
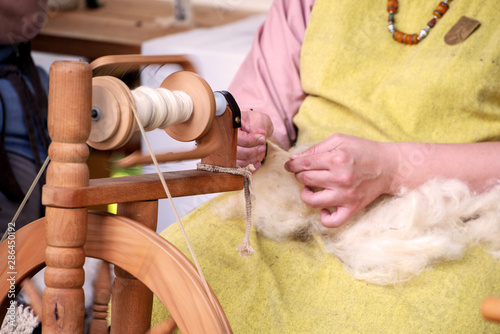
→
(0, 213, 230, 333)
(0, 56, 243, 333)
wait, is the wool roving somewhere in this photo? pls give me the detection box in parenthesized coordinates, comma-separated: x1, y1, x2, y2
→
(216, 141, 500, 286)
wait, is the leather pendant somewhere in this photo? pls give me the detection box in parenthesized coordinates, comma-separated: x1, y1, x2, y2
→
(444, 16, 480, 45)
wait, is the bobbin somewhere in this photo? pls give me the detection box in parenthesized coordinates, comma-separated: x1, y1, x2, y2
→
(88, 71, 218, 152)
(161, 71, 215, 142)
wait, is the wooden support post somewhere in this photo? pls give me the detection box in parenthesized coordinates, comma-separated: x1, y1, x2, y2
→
(111, 200, 158, 334)
(43, 61, 92, 333)
(201, 105, 238, 168)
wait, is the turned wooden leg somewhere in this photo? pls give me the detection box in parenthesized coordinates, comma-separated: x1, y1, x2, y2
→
(111, 201, 158, 334)
(89, 261, 112, 334)
(43, 61, 92, 333)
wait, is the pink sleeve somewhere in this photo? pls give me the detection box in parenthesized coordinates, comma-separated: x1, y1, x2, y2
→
(228, 0, 315, 149)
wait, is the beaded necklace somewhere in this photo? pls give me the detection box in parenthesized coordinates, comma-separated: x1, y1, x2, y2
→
(387, 0, 451, 45)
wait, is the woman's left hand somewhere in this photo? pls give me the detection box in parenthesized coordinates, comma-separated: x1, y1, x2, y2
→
(284, 133, 397, 227)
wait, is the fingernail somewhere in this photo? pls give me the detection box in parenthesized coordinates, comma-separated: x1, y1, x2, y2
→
(258, 145, 266, 154)
(257, 135, 266, 144)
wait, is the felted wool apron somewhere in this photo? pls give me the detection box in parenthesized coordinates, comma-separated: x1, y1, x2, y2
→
(152, 0, 500, 332)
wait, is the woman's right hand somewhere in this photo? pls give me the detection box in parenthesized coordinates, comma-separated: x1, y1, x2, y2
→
(237, 111, 274, 170)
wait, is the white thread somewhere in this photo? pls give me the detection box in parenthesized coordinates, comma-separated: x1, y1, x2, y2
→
(131, 86, 193, 131)
(156, 89, 178, 128)
(131, 87, 154, 129)
(129, 97, 227, 330)
(0, 156, 50, 243)
(144, 86, 167, 130)
(171, 90, 193, 123)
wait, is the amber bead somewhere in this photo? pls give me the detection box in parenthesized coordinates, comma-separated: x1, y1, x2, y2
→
(393, 31, 403, 43)
(403, 34, 419, 45)
(387, 0, 451, 45)
(433, 2, 449, 18)
(387, 0, 398, 13)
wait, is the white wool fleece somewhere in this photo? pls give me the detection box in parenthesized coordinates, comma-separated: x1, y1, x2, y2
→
(216, 141, 500, 286)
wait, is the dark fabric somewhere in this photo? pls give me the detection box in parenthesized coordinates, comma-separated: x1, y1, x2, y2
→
(0, 153, 43, 231)
(0, 42, 49, 202)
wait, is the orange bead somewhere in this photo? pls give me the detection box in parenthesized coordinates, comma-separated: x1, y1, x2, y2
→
(387, 0, 398, 13)
(388, 0, 450, 45)
(434, 2, 449, 18)
(405, 34, 418, 45)
(393, 31, 404, 43)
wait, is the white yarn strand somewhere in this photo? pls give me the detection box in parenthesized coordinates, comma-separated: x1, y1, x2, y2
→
(144, 86, 168, 130)
(0, 156, 50, 243)
(131, 87, 155, 130)
(171, 90, 193, 123)
(156, 89, 178, 128)
(129, 98, 227, 329)
(132, 86, 193, 131)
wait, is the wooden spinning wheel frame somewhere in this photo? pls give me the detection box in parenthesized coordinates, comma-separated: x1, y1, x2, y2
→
(0, 55, 242, 333)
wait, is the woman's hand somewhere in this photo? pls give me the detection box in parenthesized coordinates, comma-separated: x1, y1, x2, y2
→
(284, 133, 397, 227)
(237, 111, 274, 170)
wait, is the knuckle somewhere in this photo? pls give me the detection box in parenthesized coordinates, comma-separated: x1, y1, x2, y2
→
(331, 150, 350, 165)
(331, 133, 343, 140)
(335, 170, 355, 186)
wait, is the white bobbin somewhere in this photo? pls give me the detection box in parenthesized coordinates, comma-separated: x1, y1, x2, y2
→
(88, 71, 216, 150)
(160, 71, 215, 142)
(131, 86, 194, 131)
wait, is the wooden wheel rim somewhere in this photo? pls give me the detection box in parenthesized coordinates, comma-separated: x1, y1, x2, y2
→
(0, 213, 231, 333)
